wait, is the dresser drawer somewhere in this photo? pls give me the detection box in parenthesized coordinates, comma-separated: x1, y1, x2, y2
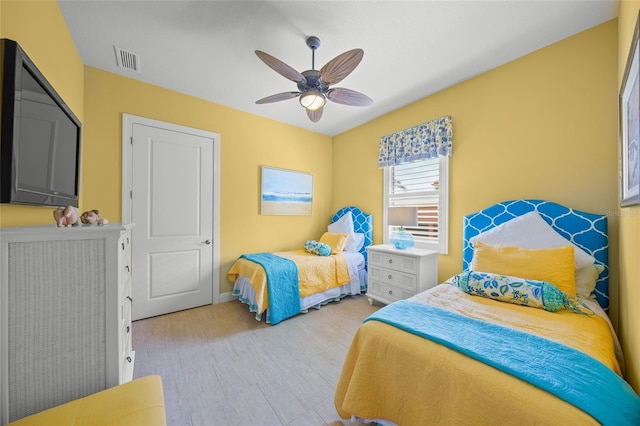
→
(121, 262, 132, 291)
(120, 231, 131, 257)
(369, 266, 417, 292)
(368, 280, 415, 303)
(121, 319, 134, 383)
(122, 321, 132, 359)
(122, 292, 132, 326)
(369, 250, 418, 274)
(119, 232, 132, 291)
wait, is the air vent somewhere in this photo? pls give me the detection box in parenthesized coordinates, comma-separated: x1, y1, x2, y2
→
(114, 46, 140, 73)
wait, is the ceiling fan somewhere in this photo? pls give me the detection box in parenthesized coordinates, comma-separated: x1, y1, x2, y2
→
(255, 36, 373, 123)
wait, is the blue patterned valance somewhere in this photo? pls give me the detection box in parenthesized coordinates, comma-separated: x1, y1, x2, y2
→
(378, 115, 453, 167)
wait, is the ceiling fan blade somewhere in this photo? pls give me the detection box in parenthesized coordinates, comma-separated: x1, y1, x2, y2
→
(326, 88, 373, 106)
(255, 50, 306, 84)
(306, 106, 323, 123)
(319, 49, 364, 85)
(256, 92, 300, 104)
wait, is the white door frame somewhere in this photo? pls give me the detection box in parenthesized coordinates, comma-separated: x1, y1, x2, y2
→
(121, 113, 221, 304)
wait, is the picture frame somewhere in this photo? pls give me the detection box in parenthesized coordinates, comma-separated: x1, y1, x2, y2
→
(620, 11, 640, 207)
(260, 166, 313, 215)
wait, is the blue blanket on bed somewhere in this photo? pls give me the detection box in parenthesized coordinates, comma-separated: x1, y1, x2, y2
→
(240, 253, 299, 325)
(365, 300, 640, 426)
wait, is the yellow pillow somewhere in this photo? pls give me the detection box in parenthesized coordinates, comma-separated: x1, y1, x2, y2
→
(319, 232, 349, 254)
(471, 242, 577, 296)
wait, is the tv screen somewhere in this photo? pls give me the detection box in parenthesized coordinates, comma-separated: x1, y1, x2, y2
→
(1, 38, 81, 207)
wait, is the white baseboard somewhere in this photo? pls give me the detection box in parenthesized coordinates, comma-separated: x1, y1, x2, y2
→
(216, 292, 235, 303)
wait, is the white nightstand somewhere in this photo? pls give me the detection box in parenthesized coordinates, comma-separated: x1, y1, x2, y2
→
(366, 244, 439, 305)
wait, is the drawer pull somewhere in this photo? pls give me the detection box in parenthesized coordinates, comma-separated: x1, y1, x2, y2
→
(121, 242, 125, 250)
(127, 296, 133, 302)
(125, 265, 130, 272)
(388, 290, 393, 295)
(388, 274, 393, 280)
(126, 356, 132, 363)
(126, 326, 130, 333)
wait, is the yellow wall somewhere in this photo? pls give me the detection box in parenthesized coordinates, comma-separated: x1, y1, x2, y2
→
(0, 1, 333, 294)
(83, 68, 333, 293)
(0, 0, 84, 225)
(334, 20, 618, 286)
(617, 0, 640, 392)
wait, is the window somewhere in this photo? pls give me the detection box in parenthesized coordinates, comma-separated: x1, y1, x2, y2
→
(378, 115, 452, 252)
(384, 156, 449, 253)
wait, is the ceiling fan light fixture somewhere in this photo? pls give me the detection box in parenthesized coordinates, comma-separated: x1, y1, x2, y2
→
(299, 90, 325, 111)
(255, 37, 371, 122)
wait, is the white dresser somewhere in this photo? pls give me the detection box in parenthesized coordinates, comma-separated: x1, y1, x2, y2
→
(0, 224, 134, 424)
(366, 244, 439, 305)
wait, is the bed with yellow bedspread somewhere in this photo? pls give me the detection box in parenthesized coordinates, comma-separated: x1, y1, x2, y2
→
(334, 284, 633, 425)
(228, 206, 372, 324)
(334, 200, 640, 425)
(228, 250, 351, 311)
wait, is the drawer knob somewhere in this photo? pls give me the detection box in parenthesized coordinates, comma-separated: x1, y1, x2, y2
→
(388, 259, 393, 264)
(388, 274, 393, 280)
(388, 290, 393, 295)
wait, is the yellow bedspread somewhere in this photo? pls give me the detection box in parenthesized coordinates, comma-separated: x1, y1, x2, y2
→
(227, 250, 350, 314)
(334, 283, 621, 425)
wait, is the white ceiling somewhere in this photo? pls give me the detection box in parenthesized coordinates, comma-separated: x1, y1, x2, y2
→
(58, 0, 619, 136)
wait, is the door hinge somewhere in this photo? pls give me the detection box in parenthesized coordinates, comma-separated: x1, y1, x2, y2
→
(130, 136, 133, 145)
(130, 190, 133, 199)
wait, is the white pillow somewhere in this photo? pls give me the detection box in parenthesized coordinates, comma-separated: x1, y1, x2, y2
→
(328, 211, 356, 248)
(344, 232, 365, 252)
(470, 211, 596, 270)
(575, 264, 604, 299)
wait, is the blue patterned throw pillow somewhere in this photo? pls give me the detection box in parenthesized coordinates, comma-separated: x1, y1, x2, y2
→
(448, 271, 593, 315)
(304, 240, 332, 256)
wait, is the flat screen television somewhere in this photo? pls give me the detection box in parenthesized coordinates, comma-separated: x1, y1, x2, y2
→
(0, 38, 81, 207)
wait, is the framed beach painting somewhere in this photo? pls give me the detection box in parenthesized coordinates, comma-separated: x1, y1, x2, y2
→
(261, 166, 313, 215)
(620, 11, 640, 207)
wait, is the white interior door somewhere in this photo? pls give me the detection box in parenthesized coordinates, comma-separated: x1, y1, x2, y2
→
(126, 118, 218, 320)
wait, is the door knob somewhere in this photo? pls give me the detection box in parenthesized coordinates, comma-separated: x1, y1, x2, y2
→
(204, 240, 212, 245)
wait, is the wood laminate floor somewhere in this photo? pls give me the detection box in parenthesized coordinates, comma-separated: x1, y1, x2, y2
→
(132, 295, 379, 426)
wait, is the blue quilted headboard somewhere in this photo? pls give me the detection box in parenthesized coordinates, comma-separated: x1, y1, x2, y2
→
(462, 200, 609, 310)
(332, 206, 373, 269)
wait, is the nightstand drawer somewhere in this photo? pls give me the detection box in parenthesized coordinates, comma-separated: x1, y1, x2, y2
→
(369, 280, 414, 303)
(369, 266, 417, 292)
(369, 250, 418, 274)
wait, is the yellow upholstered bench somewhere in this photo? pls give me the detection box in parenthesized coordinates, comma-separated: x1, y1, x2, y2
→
(8, 375, 166, 426)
